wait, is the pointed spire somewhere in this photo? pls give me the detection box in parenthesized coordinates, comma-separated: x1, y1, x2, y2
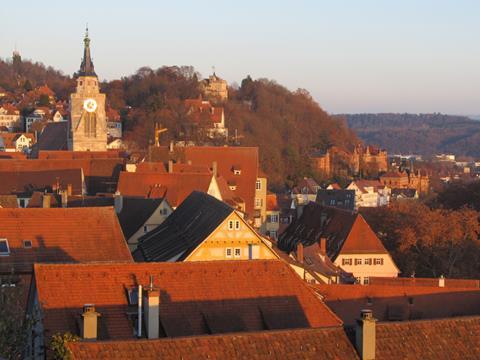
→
(78, 25, 96, 77)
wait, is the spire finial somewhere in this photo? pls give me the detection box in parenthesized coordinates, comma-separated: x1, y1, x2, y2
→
(78, 26, 96, 77)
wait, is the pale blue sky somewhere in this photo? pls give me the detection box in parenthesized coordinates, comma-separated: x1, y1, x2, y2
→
(1, 1, 479, 114)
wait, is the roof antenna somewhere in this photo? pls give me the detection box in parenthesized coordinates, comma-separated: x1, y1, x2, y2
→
(212, 65, 216, 76)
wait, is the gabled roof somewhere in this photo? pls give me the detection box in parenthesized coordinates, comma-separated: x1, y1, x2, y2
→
(34, 260, 342, 342)
(135, 161, 166, 173)
(67, 326, 357, 360)
(117, 197, 164, 239)
(117, 172, 214, 208)
(348, 179, 385, 193)
(0, 158, 125, 195)
(315, 284, 480, 326)
(0, 207, 132, 273)
(135, 191, 233, 262)
(0, 168, 83, 196)
(34, 122, 69, 152)
(184, 99, 224, 124)
(278, 203, 388, 260)
(183, 146, 259, 216)
(0, 133, 33, 148)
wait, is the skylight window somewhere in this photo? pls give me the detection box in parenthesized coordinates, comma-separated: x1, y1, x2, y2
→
(0, 239, 10, 256)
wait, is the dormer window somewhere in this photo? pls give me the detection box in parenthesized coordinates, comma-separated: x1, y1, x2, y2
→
(23, 240, 32, 248)
(0, 239, 10, 256)
(232, 166, 242, 175)
(228, 181, 237, 191)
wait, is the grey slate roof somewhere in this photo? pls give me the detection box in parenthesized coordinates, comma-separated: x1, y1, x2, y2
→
(32, 122, 69, 156)
(117, 197, 164, 240)
(134, 191, 233, 262)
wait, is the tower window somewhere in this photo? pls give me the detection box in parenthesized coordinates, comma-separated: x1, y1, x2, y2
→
(79, 81, 83, 86)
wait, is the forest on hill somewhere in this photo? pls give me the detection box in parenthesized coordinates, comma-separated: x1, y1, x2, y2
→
(343, 113, 480, 157)
(0, 57, 358, 189)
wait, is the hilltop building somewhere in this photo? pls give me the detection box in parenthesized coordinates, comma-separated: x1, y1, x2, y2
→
(312, 145, 388, 178)
(201, 72, 228, 101)
(70, 28, 107, 151)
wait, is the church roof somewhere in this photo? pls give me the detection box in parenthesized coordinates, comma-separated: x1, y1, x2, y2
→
(78, 27, 96, 77)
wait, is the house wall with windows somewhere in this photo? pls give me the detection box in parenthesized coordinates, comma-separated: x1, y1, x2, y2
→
(334, 253, 398, 285)
(127, 200, 173, 251)
(254, 177, 267, 228)
(185, 211, 278, 261)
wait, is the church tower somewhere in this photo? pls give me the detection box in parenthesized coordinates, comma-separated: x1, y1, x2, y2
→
(70, 28, 107, 151)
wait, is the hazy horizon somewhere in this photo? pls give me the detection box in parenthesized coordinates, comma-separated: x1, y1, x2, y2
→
(1, 0, 479, 115)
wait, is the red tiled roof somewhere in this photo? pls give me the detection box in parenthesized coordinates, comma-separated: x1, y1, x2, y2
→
(315, 283, 480, 326)
(172, 163, 211, 174)
(0, 207, 132, 273)
(0, 133, 34, 148)
(0, 103, 20, 115)
(0, 152, 27, 160)
(34, 260, 342, 342)
(106, 108, 121, 122)
(38, 150, 124, 160)
(350, 179, 385, 193)
(184, 147, 259, 216)
(340, 215, 388, 254)
(278, 203, 388, 259)
(0, 168, 83, 196)
(135, 162, 167, 173)
(0, 158, 125, 194)
(184, 99, 224, 124)
(117, 172, 213, 207)
(375, 316, 480, 359)
(67, 326, 358, 360)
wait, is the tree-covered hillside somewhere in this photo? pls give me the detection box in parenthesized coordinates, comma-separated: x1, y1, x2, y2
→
(344, 113, 480, 157)
(0, 57, 358, 189)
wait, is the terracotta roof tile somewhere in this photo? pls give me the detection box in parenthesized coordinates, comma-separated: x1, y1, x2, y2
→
(117, 172, 213, 207)
(315, 284, 480, 326)
(135, 162, 166, 173)
(278, 203, 388, 259)
(67, 326, 358, 360)
(0, 158, 125, 194)
(184, 147, 259, 216)
(34, 260, 342, 342)
(0, 207, 132, 273)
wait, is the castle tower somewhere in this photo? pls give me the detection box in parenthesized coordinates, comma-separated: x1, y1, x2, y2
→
(70, 28, 107, 151)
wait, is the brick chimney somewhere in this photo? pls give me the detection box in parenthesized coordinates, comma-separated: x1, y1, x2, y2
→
(42, 194, 51, 208)
(143, 276, 159, 339)
(212, 161, 218, 177)
(297, 243, 304, 263)
(355, 309, 376, 360)
(168, 160, 173, 174)
(81, 304, 100, 340)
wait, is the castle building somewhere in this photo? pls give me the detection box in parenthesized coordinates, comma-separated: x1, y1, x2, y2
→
(69, 29, 107, 151)
(201, 73, 228, 101)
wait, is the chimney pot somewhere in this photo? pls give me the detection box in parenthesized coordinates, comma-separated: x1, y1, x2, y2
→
(67, 183, 73, 196)
(356, 309, 376, 360)
(212, 161, 218, 177)
(81, 304, 100, 340)
(320, 237, 327, 255)
(168, 160, 173, 173)
(143, 278, 159, 339)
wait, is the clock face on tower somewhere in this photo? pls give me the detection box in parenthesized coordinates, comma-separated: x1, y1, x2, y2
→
(83, 98, 97, 113)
